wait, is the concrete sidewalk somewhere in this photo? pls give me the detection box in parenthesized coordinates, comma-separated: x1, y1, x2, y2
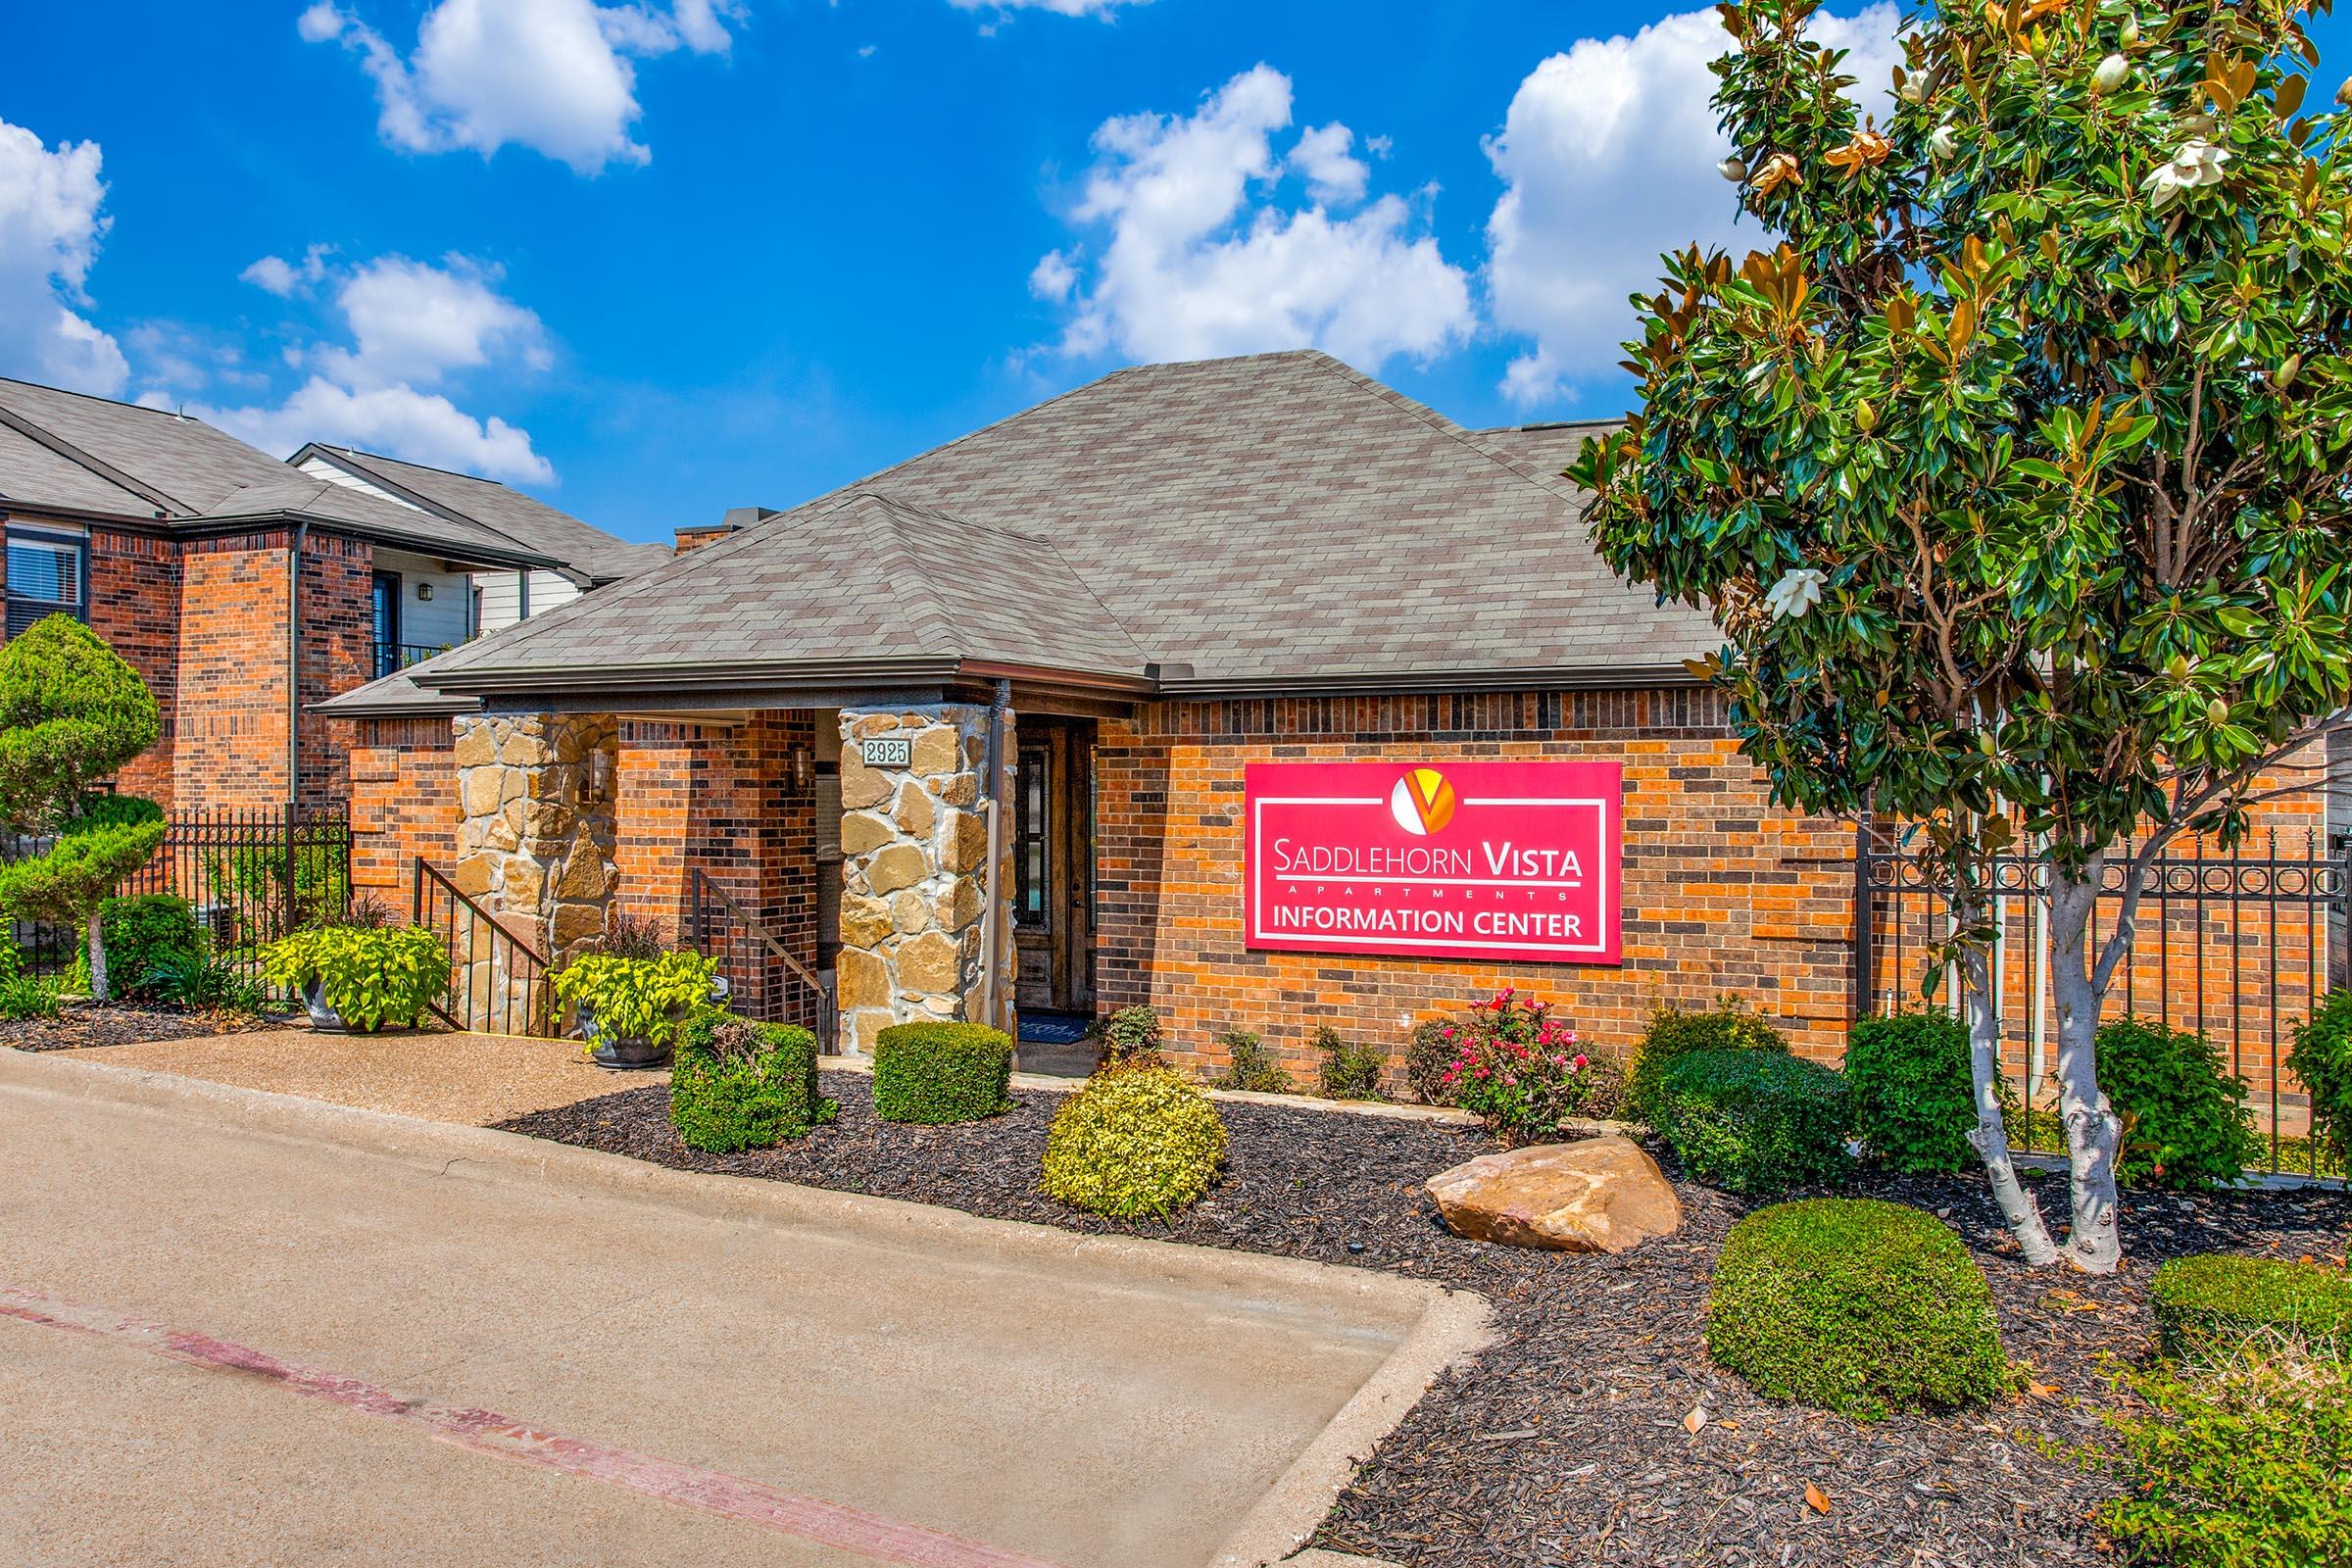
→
(0, 1050, 1480, 1568)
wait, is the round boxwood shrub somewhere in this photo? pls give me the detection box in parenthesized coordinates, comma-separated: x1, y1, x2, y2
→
(871, 1021, 1013, 1124)
(1844, 1010, 1976, 1174)
(669, 1015, 835, 1153)
(1040, 1065, 1227, 1218)
(92, 893, 204, 1002)
(1628, 998, 1787, 1125)
(1706, 1198, 2010, 1421)
(2152, 1254, 2352, 1364)
(1650, 1047, 1852, 1194)
(2096, 1017, 2261, 1190)
(2287, 991, 2352, 1173)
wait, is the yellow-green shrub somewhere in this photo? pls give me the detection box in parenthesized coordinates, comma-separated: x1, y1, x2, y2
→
(1040, 1066, 1227, 1218)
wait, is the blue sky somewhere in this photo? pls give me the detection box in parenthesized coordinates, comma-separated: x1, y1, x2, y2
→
(7, 1, 2350, 545)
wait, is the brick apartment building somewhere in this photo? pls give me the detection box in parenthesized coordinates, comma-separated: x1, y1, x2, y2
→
(0, 377, 664, 810)
(317, 349, 2336, 1085)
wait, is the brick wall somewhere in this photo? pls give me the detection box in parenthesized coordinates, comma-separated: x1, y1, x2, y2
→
(87, 528, 181, 807)
(348, 718, 461, 903)
(295, 533, 375, 809)
(172, 532, 292, 809)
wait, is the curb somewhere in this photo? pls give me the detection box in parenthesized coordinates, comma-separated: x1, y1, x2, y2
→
(0, 1047, 1491, 1567)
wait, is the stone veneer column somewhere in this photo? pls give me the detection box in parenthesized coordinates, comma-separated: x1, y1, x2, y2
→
(451, 712, 620, 966)
(834, 705, 1014, 1055)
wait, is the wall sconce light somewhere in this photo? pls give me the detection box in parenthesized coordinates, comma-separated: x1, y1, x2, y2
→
(789, 745, 814, 794)
(416, 582, 436, 601)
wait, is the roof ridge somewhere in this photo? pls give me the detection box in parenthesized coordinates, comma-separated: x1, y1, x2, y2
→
(318, 444, 520, 487)
(1298, 354, 1594, 510)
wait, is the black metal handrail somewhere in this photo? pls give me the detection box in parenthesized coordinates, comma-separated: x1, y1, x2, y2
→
(413, 858, 553, 1037)
(373, 641, 453, 680)
(685, 867, 835, 1053)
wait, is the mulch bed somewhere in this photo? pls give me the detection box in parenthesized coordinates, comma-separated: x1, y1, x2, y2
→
(505, 1074, 2351, 1568)
(0, 1003, 283, 1053)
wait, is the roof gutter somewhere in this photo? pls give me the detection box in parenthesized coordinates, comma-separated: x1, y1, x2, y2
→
(1152, 662, 1707, 699)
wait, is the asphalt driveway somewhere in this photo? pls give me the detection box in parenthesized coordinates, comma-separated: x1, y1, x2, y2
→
(0, 1050, 1482, 1568)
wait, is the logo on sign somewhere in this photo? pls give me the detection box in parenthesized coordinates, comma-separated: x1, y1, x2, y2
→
(1245, 760, 1624, 967)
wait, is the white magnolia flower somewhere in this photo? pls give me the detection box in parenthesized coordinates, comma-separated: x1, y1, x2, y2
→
(2093, 53, 2130, 94)
(1929, 123, 1959, 160)
(1763, 566, 1827, 620)
(2142, 139, 2230, 210)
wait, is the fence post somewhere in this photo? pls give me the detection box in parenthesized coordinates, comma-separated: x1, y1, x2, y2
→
(1851, 815, 1875, 1021)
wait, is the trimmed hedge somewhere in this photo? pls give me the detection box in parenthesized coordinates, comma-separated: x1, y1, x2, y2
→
(872, 1021, 1014, 1124)
(1706, 1198, 2010, 1421)
(1040, 1065, 1227, 1218)
(2152, 1254, 2352, 1364)
(1844, 1010, 1977, 1174)
(2097, 1017, 2261, 1190)
(1650, 1047, 1852, 1194)
(1628, 998, 1787, 1125)
(95, 894, 204, 1001)
(669, 1015, 834, 1153)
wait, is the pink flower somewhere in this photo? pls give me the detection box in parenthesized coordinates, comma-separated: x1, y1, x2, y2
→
(1502, 1075, 1517, 1087)
(1572, 1054, 1589, 1070)
(1475, 1067, 1491, 1079)
(1441, 1026, 1455, 1039)
(1552, 1054, 1567, 1067)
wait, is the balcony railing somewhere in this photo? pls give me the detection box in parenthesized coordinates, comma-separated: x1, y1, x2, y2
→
(373, 641, 454, 681)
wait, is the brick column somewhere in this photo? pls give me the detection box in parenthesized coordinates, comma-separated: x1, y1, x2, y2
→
(451, 712, 619, 965)
(834, 705, 1013, 1055)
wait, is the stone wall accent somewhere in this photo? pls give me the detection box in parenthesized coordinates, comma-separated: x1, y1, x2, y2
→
(450, 712, 619, 965)
(834, 705, 1013, 1054)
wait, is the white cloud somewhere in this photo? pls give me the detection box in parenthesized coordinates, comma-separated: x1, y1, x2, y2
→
(240, 242, 335, 297)
(300, 0, 739, 173)
(1483, 3, 1901, 406)
(172, 251, 556, 482)
(1038, 65, 1473, 370)
(949, 0, 1149, 17)
(0, 115, 128, 396)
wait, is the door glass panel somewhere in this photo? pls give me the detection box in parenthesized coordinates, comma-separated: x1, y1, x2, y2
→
(1014, 747, 1050, 930)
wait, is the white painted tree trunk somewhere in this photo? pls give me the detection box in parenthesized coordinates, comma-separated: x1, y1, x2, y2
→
(2046, 864, 2124, 1273)
(1957, 930, 2059, 1264)
(84, 908, 110, 1003)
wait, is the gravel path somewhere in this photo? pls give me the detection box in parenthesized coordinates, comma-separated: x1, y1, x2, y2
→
(502, 1071, 2352, 1568)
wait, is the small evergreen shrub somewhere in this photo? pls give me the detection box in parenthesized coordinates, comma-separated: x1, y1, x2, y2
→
(1215, 1027, 1294, 1094)
(1314, 1024, 1389, 1101)
(872, 1021, 1014, 1123)
(2096, 1017, 2261, 1190)
(1039, 1065, 1227, 1218)
(92, 894, 204, 1002)
(1706, 1198, 2010, 1421)
(1096, 1004, 1165, 1067)
(1650, 1048, 1852, 1194)
(669, 1015, 835, 1152)
(262, 923, 451, 1031)
(2098, 1341, 2352, 1568)
(143, 949, 268, 1013)
(1628, 997, 1787, 1125)
(1844, 1010, 1977, 1174)
(2151, 1255, 2352, 1365)
(0, 958, 60, 1022)
(2288, 991, 2352, 1172)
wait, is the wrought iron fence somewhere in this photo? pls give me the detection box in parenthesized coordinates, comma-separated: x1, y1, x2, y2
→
(1855, 826, 2347, 1179)
(5, 805, 352, 980)
(413, 858, 554, 1038)
(685, 867, 834, 1052)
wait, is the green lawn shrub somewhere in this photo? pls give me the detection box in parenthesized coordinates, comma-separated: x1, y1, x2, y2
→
(1314, 1025, 1389, 1101)
(92, 894, 203, 1002)
(1405, 1017, 1460, 1104)
(1215, 1027, 1294, 1094)
(2096, 1017, 2261, 1190)
(2287, 991, 2352, 1172)
(262, 923, 452, 1031)
(1705, 1198, 2009, 1421)
(1628, 997, 1787, 1125)
(1039, 1065, 1227, 1218)
(669, 1015, 835, 1152)
(2098, 1341, 2352, 1568)
(2151, 1254, 2352, 1365)
(1095, 1004, 1165, 1068)
(871, 1021, 1013, 1123)
(0, 943, 59, 1022)
(1650, 1047, 1852, 1194)
(1844, 1010, 1977, 1174)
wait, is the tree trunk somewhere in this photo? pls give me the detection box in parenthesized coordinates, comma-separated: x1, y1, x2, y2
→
(2047, 865, 2124, 1273)
(85, 907, 110, 1003)
(1957, 930, 2059, 1264)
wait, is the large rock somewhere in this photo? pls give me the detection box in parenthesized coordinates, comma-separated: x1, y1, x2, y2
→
(1426, 1136, 1683, 1254)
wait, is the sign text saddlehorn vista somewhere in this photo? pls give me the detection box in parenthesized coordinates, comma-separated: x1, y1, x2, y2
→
(1244, 760, 1624, 966)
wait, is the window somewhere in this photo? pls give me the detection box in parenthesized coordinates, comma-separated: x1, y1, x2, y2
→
(4, 527, 88, 638)
(371, 569, 402, 679)
(1013, 746, 1051, 930)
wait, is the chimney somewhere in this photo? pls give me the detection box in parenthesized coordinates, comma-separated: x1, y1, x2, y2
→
(674, 505, 780, 554)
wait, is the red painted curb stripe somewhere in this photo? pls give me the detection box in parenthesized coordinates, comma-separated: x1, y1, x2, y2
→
(1, 1284, 1075, 1568)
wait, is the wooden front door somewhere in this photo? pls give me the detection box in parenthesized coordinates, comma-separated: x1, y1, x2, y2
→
(1011, 719, 1095, 1015)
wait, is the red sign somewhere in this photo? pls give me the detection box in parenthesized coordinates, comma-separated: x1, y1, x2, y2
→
(1245, 760, 1623, 966)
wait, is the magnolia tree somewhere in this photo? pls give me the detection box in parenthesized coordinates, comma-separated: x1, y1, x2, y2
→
(1569, 0, 2352, 1271)
(0, 616, 165, 1001)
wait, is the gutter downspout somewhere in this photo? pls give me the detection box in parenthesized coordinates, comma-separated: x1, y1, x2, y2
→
(287, 521, 309, 808)
(979, 678, 1012, 1048)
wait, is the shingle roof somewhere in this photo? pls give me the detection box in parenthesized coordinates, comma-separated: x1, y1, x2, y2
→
(374, 351, 1717, 706)
(1471, 419, 1620, 484)
(298, 445, 669, 583)
(0, 377, 561, 567)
